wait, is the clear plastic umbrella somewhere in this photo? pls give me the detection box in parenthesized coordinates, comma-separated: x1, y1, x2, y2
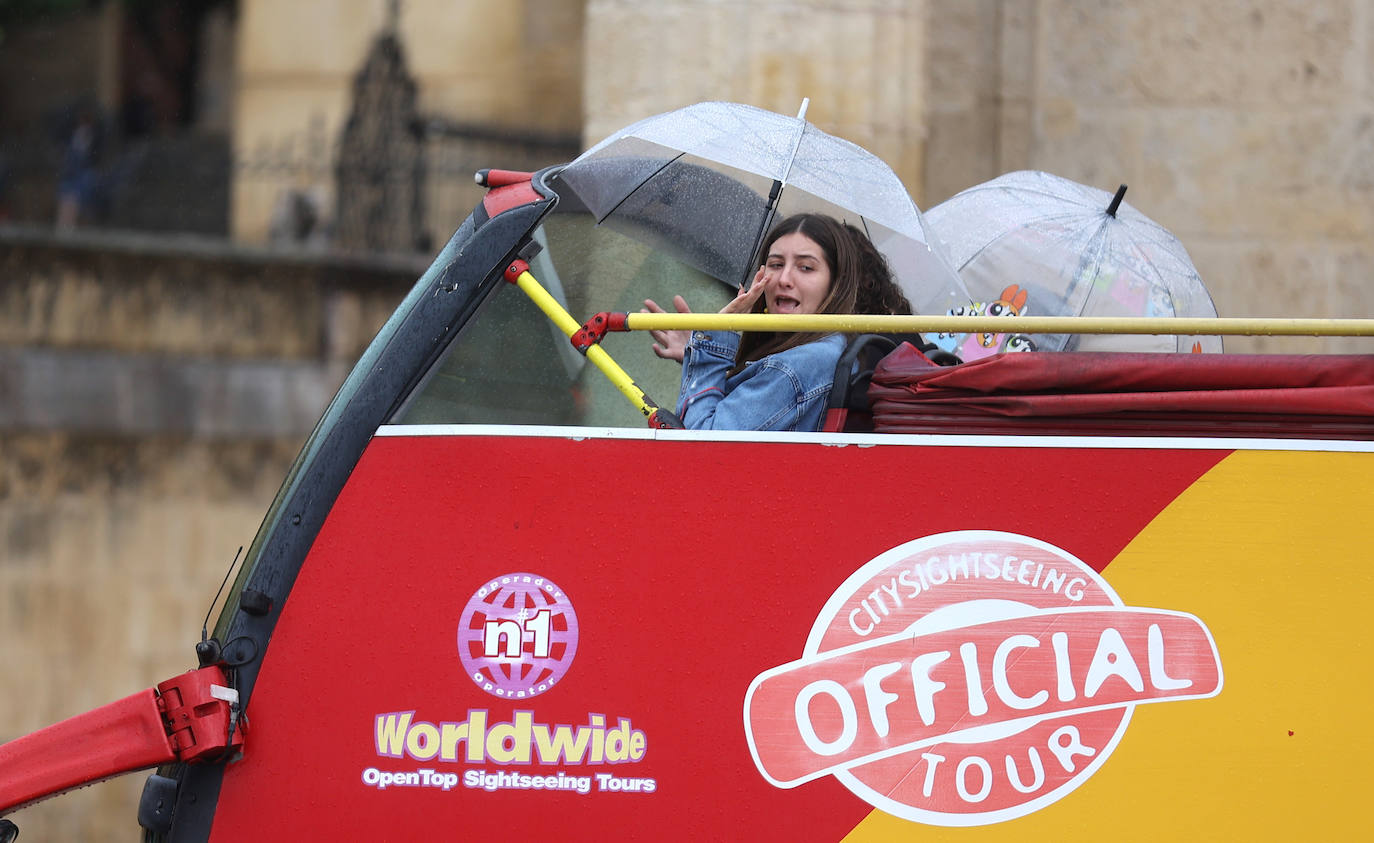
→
(923, 169, 1222, 358)
(551, 100, 969, 318)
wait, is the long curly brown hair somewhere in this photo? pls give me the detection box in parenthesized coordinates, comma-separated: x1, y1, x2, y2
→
(731, 213, 911, 374)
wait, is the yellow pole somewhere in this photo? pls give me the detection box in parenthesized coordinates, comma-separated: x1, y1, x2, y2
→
(622, 313, 1374, 338)
(504, 261, 677, 426)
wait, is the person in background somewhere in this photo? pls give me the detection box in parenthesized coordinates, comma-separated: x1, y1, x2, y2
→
(644, 213, 911, 431)
(56, 108, 100, 229)
(0, 149, 12, 223)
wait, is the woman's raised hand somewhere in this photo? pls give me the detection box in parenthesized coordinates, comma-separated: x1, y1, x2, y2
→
(720, 266, 769, 315)
(642, 295, 692, 363)
(644, 269, 768, 362)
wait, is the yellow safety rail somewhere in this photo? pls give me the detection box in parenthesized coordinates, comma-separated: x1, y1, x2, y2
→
(502, 258, 681, 428)
(620, 313, 1374, 338)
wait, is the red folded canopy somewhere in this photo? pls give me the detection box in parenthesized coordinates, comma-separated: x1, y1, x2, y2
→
(868, 345, 1374, 439)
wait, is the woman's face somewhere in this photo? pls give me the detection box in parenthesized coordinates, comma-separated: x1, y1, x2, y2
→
(761, 232, 832, 315)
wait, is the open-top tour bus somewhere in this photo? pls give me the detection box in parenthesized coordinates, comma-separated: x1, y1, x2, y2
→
(3, 108, 1374, 841)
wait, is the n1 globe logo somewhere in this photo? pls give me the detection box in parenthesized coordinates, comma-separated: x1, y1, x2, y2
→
(743, 531, 1223, 826)
(457, 573, 578, 700)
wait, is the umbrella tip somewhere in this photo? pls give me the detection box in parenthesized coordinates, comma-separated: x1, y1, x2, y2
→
(797, 98, 810, 121)
(1106, 184, 1127, 217)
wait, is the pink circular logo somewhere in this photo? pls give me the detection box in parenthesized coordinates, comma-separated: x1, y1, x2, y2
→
(457, 573, 578, 699)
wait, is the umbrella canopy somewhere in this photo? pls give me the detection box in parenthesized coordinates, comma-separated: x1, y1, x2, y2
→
(924, 170, 1222, 358)
(551, 100, 969, 318)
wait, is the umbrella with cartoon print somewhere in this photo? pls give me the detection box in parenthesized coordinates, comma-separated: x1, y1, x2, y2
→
(923, 169, 1222, 360)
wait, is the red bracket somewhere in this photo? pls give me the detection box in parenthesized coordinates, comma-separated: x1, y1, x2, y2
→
(156, 666, 245, 765)
(647, 408, 685, 430)
(571, 312, 628, 353)
(475, 168, 534, 188)
(480, 177, 541, 219)
(0, 665, 244, 814)
(503, 258, 529, 284)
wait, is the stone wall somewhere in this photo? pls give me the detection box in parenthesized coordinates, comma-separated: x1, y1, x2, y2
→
(0, 433, 298, 839)
(0, 228, 417, 840)
(583, 0, 931, 198)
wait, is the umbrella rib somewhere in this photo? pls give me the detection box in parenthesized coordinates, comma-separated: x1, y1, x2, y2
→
(1127, 234, 1189, 316)
(962, 183, 1102, 212)
(1061, 219, 1112, 350)
(778, 102, 810, 188)
(596, 151, 688, 223)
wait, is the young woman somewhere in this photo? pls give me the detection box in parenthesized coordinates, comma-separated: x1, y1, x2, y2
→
(643, 213, 911, 431)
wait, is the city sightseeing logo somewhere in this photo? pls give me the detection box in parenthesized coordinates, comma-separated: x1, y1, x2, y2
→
(457, 573, 578, 699)
(743, 531, 1223, 826)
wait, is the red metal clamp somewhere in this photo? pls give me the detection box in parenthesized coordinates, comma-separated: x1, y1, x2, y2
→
(156, 666, 245, 765)
(571, 312, 628, 352)
(503, 258, 529, 284)
(647, 408, 685, 430)
(0, 665, 244, 814)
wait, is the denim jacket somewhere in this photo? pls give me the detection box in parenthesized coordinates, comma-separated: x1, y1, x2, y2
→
(676, 331, 846, 431)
